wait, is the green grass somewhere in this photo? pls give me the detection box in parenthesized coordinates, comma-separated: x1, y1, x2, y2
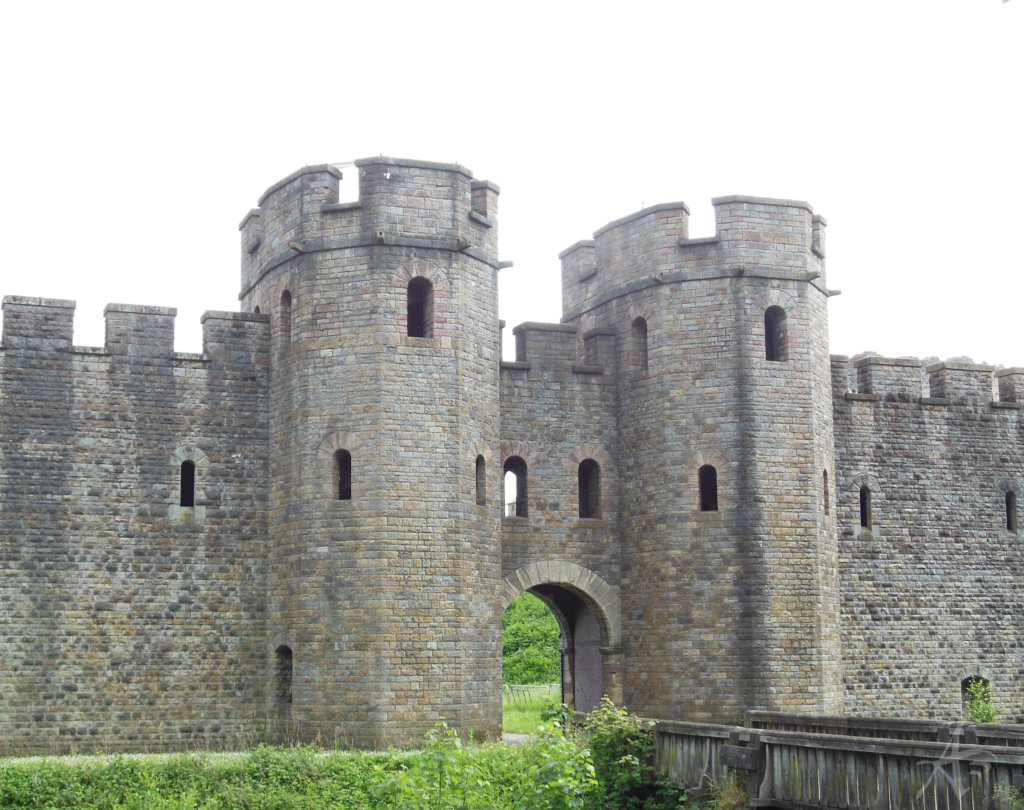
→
(502, 684, 559, 735)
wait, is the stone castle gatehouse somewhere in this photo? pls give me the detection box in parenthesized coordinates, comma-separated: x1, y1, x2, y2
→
(2, 156, 1022, 751)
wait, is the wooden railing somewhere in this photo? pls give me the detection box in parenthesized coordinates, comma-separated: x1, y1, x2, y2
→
(651, 716, 1024, 809)
(747, 711, 1024, 748)
(746, 711, 959, 743)
(651, 720, 732, 793)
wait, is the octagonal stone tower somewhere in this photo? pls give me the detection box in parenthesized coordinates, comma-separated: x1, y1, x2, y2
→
(560, 197, 842, 722)
(239, 158, 503, 747)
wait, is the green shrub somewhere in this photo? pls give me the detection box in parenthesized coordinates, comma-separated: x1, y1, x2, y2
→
(540, 697, 570, 729)
(995, 783, 1024, 810)
(965, 678, 1001, 724)
(0, 730, 645, 810)
(582, 697, 693, 810)
(378, 720, 599, 810)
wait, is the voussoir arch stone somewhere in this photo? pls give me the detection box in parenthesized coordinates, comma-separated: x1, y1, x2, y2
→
(501, 560, 621, 648)
(316, 431, 364, 499)
(753, 288, 800, 319)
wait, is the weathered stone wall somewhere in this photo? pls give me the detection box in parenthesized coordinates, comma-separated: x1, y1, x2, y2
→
(833, 356, 1024, 719)
(498, 321, 622, 707)
(0, 298, 269, 753)
(556, 196, 841, 724)
(2, 156, 1022, 753)
(239, 158, 503, 748)
(499, 322, 620, 586)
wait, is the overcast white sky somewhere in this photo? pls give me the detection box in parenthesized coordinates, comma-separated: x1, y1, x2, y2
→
(1, 1, 1021, 366)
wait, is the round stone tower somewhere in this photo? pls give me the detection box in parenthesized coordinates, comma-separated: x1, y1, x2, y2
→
(239, 158, 503, 747)
(560, 196, 841, 723)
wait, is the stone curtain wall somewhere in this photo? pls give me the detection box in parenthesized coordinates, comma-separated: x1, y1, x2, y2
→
(833, 356, 1024, 719)
(498, 322, 620, 587)
(0, 299, 270, 753)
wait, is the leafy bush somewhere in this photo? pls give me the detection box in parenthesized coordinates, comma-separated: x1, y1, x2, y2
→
(540, 697, 570, 729)
(582, 697, 693, 810)
(965, 678, 1001, 724)
(379, 721, 598, 810)
(995, 783, 1024, 810)
(508, 724, 599, 810)
(0, 715, 694, 810)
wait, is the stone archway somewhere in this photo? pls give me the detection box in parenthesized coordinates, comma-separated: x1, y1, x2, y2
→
(501, 561, 623, 711)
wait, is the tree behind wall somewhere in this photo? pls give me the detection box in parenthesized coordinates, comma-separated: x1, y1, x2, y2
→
(502, 592, 560, 684)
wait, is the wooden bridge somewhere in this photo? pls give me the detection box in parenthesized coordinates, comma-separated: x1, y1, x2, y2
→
(652, 712, 1024, 809)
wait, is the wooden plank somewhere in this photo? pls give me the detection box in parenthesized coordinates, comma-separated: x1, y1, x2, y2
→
(792, 744, 808, 804)
(920, 758, 938, 810)
(872, 751, 890, 810)
(888, 755, 906, 810)
(771, 743, 785, 805)
(822, 746, 837, 808)
(796, 744, 811, 804)
(854, 748, 869, 808)
(969, 763, 987, 810)
(758, 739, 774, 803)
(840, 745, 857, 810)
(814, 745, 826, 806)
(908, 755, 929, 810)
(930, 758, 953, 810)
(706, 736, 717, 788)
(776, 743, 790, 803)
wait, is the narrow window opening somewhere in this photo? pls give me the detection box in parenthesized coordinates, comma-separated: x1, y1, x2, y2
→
(180, 461, 196, 507)
(334, 449, 352, 501)
(407, 277, 433, 338)
(860, 485, 872, 529)
(632, 317, 648, 372)
(1007, 491, 1018, 533)
(503, 456, 528, 517)
(699, 465, 718, 512)
(823, 470, 830, 516)
(254, 305, 261, 315)
(280, 290, 292, 345)
(475, 455, 486, 506)
(273, 645, 293, 707)
(765, 306, 787, 362)
(578, 459, 601, 518)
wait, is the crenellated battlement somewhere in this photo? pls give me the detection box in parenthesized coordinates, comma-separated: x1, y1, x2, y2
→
(239, 157, 500, 304)
(1, 296, 76, 348)
(561, 194, 827, 319)
(499, 321, 617, 381)
(832, 354, 1021, 405)
(507, 322, 577, 368)
(1, 295, 269, 366)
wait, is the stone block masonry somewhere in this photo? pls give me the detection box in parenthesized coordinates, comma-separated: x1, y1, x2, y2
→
(1, 156, 1022, 753)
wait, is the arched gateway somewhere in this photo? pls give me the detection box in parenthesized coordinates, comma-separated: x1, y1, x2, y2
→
(501, 561, 623, 711)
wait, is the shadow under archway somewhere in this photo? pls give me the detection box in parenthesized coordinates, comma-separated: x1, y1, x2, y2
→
(529, 584, 604, 712)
